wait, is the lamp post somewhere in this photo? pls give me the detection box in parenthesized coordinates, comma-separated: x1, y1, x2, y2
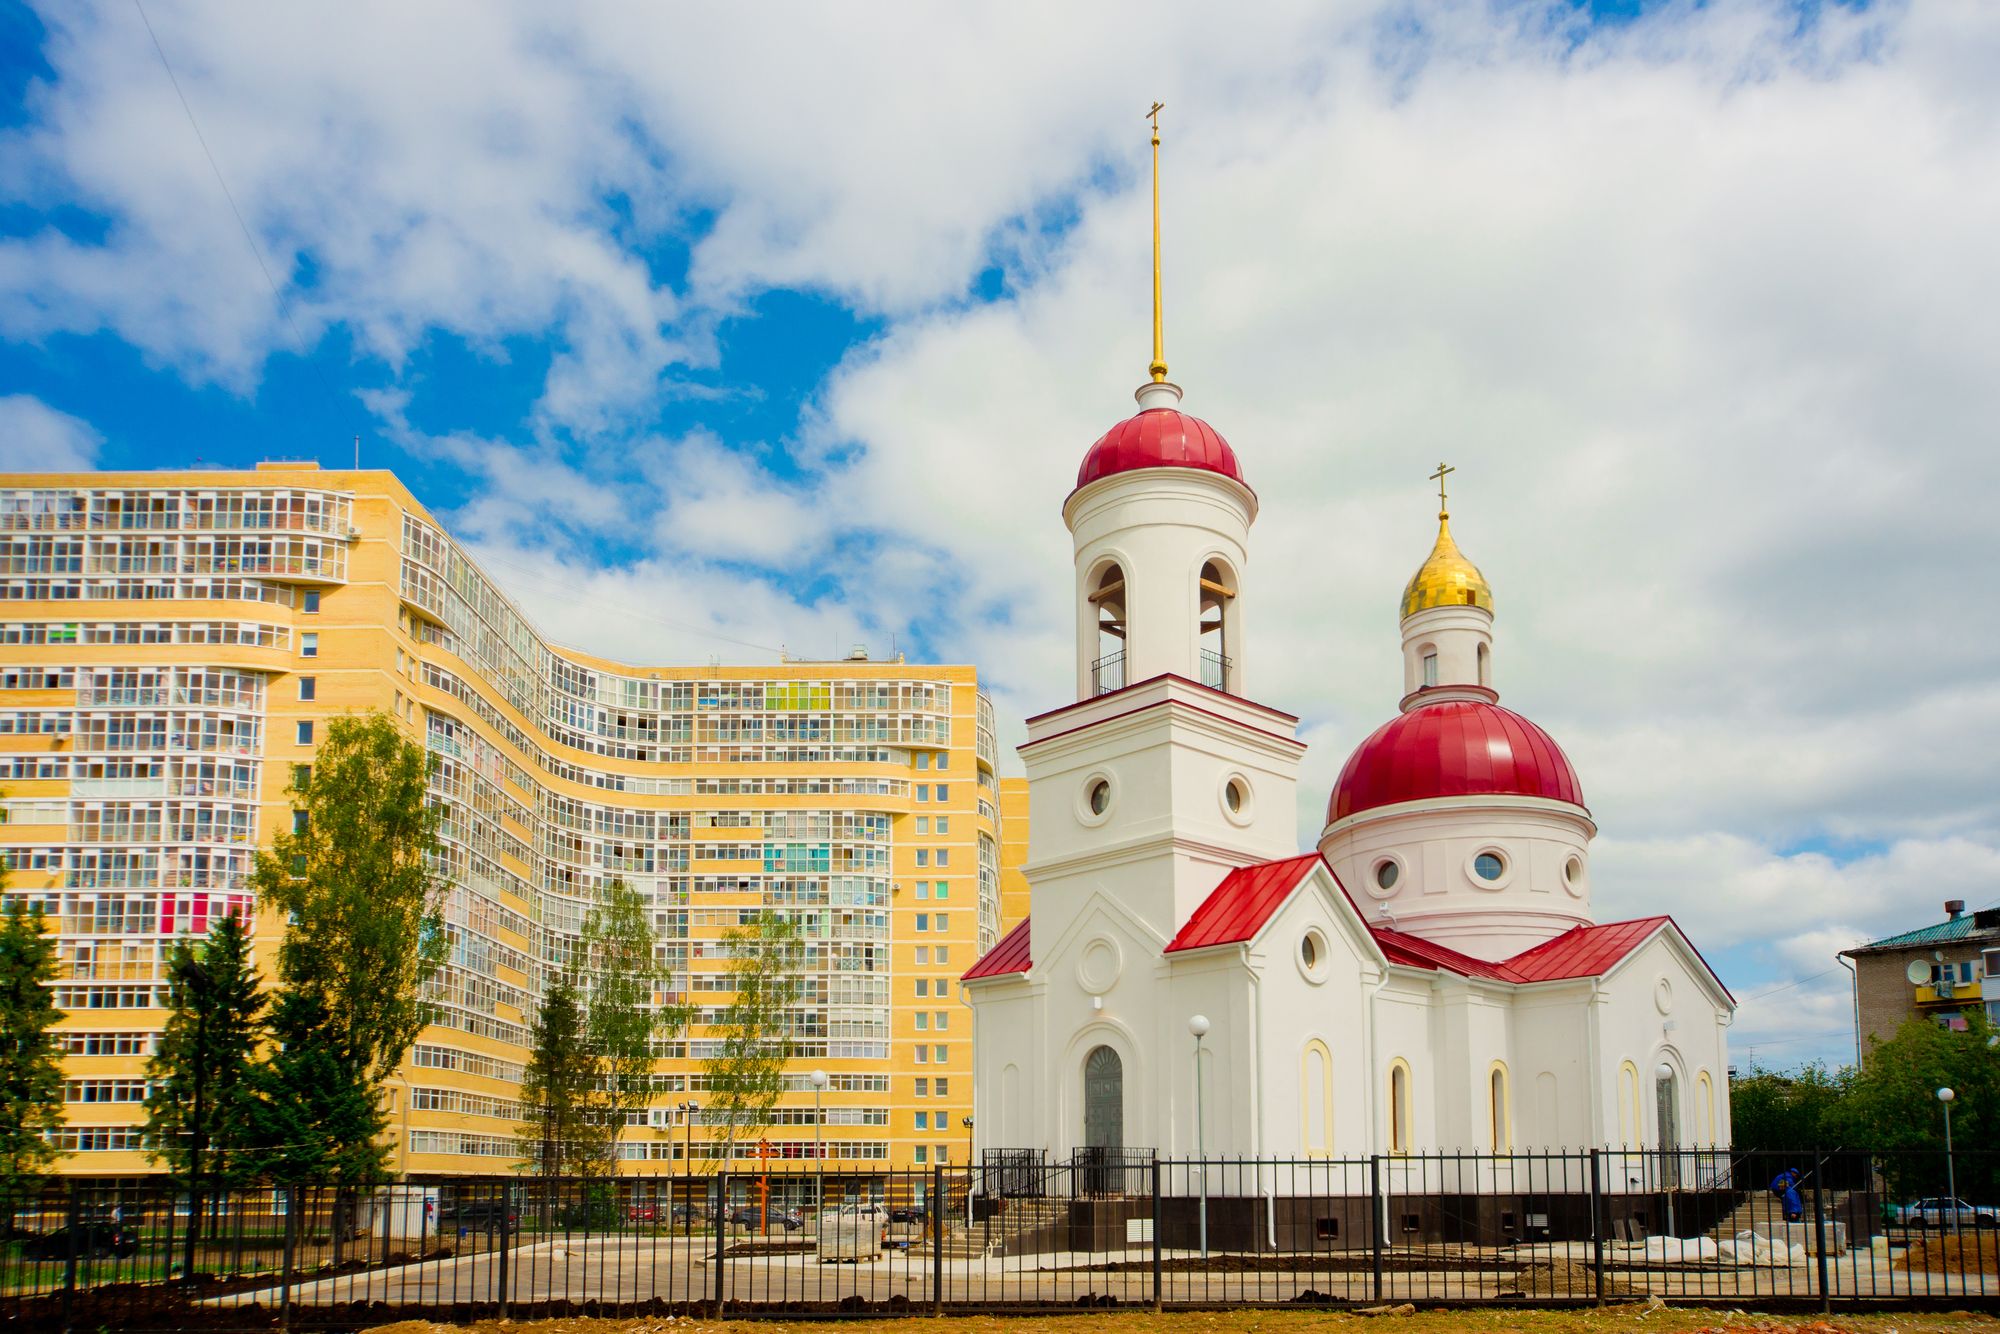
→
(1189, 1014, 1211, 1260)
(962, 1116, 975, 1227)
(678, 1100, 701, 1227)
(809, 1069, 828, 1218)
(1937, 1088, 1957, 1235)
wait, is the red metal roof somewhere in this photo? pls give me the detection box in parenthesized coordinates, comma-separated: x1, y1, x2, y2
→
(1076, 408, 1246, 492)
(1328, 698, 1586, 824)
(1164, 854, 1322, 953)
(1505, 917, 1671, 982)
(1372, 928, 1524, 982)
(961, 917, 1032, 981)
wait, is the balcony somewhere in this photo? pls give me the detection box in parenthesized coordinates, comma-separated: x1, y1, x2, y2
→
(1091, 652, 1125, 697)
(1201, 649, 1232, 693)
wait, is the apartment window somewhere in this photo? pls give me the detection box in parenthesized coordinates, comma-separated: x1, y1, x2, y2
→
(915, 817, 929, 834)
(292, 764, 311, 789)
(934, 1078, 949, 1097)
(915, 1146, 928, 1164)
(914, 882, 930, 900)
(936, 913, 949, 931)
(934, 1045, 948, 1062)
(933, 1011, 948, 1031)
(298, 676, 316, 701)
(935, 946, 948, 964)
(916, 784, 930, 802)
(935, 979, 949, 999)
(296, 721, 314, 745)
(935, 881, 950, 899)
(915, 1013, 929, 1031)
(1984, 949, 2000, 979)
(915, 1112, 929, 1129)
(915, 850, 929, 868)
(915, 947, 929, 965)
(914, 1046, 928, 1064)
(292, 811, 308, 834)
(301, 590, 320, 613)
(936, 850, 950, 868)
(914, 1078, 929, 1097)
(936, 784, 949, 801)
(916, 753, 931, 770)
(915, 979, 929, 997)
(915, 914, 929, 932)
(300, 632, 318, 657)
(935, 816, 949, 834)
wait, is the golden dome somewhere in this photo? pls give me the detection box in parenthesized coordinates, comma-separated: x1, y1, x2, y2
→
(1400, 513, 1493, 620)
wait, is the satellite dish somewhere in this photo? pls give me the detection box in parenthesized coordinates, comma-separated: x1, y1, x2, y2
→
(1906, 958, 1933, 986)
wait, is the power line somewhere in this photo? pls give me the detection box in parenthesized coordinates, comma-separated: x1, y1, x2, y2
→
(132, 0, 350, 443)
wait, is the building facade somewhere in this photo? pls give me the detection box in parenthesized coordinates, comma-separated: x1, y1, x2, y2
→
(0, 464, 1010, 1177)
(1841, 900, 2000, 1061)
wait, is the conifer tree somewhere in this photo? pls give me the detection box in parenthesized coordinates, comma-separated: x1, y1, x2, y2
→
(0, 895, 63, 1188)
(518, 970, 594, 1181)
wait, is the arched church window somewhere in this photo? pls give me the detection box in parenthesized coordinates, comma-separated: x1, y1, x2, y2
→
(1388, 1059, 1412, 1154)
(1489, 1063, 1511, 1152)
(1477, 642, 1490, 687)
(1090, 564, 1126, 695)
(1421, 652, 1439, 688)
(1199, 560, 1235, 692)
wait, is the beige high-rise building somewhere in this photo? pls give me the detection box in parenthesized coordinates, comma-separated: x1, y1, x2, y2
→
(0, 464, 1017, 1181)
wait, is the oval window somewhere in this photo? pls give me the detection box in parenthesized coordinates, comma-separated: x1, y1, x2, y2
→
(1088, 780, 1111, 815)
(1564, 856, 1583, 885)
(1301, 934, 1319, 969)
(1224, 779, 1245, 813)
(1474, 852, 1506, 882)
(1374, 860, 1399, 891)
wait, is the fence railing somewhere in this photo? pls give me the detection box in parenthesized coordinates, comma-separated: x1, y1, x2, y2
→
(2, 1149, 1994, 1328)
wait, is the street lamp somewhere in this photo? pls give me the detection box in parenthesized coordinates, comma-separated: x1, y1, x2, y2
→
(678, 1100, 701, 1229)
(1189, 1014, 1211, 1260)
(809, 1070, 828, 1216)
(1937, 1087, 1958, 1235)
(961, 1116, 975, 1227)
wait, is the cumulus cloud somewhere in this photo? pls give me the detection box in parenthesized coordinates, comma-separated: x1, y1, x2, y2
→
(0, 394, 102, 469)
(6, 1, 1997, 1067)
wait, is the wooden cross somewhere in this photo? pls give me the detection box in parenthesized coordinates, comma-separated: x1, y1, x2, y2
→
(1430, 461, 1455, 514)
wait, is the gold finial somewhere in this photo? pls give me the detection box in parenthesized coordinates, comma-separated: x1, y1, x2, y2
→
(1430, 460, 1455, 519)
(1147, 101, 1168, 383)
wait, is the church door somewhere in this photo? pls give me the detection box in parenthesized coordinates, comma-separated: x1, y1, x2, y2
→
(1082, 1046, 1124, 1194)
(1655, 1068, 1681, 1189)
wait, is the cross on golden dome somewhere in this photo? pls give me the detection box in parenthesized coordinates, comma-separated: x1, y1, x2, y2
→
(1402, 464, 1493, 620)
(1147, 101, 1168, 384)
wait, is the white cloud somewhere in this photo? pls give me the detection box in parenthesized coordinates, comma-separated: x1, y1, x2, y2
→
(0, 394, 101, 469)
(6, 1, 1999, 1069)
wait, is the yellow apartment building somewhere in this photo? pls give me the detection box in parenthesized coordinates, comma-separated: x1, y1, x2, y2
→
(0, 463, 1016, 1184)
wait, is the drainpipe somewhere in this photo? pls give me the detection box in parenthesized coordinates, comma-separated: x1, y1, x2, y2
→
(1835, 952, 1860, 1070)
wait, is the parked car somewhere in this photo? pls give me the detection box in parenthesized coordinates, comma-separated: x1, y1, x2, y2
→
(437, 1200, 517, 1235)
(626, 1203, 659, 1223)
(670, 1204, 709, 1225)
(1896, 1197, 2000, 1229)
(22, 1223, 140, 1260)
(729, 1205, 803, 1232)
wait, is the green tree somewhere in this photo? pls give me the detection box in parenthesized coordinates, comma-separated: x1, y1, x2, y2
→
(145, 912, 266, 1276)
(579, 878, 680, 1176)
(700, 911, 806, 1165)
(1727, 1061, 1851, 1151)
(248, 989, 387, 1187)
(1829, 1013, 2000, 1201)
(0, 896, 63, 1187)
(518, 969, 596, 1181)
(247, 711, 444, 1178)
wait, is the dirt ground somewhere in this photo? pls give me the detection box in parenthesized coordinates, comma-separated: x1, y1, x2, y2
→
(1898, 1236, 2000, 1277)
(364, 1309, 2000, 1334)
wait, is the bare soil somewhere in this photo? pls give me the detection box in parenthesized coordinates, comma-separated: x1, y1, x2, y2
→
(1897, 1234, 2000, 1277)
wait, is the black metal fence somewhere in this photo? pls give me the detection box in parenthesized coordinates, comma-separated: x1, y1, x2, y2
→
(3, 1148, 1995, 1329)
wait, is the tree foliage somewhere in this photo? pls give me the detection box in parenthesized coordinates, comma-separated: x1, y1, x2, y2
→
(1727, 1061, 1852, 1151)
(0, 896, 62, 1186)
(700, 911, 806, 1162)
(247, 711, 443, 1181)
(519, 970, 597, 1178)
(1829, 1012, 2000, 1200)
(248, 989, 388, 1187)
(580, 878, 680, 1175)
(145, 913, 267, 1192)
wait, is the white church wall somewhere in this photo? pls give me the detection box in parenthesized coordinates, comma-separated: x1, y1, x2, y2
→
(1510, 983, 1598, 1150)
(1593, 932, 1733, 1153)
(966, 976, 1042, 1152)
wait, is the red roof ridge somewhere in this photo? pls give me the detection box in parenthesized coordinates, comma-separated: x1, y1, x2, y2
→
(1164, 853, 1323, 954)
(962, 917, 1032, 981)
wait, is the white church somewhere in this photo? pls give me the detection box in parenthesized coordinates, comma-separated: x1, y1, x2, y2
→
(962, 366, 1735, 1181)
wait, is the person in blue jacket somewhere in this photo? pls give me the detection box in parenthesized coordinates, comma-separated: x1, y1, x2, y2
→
(1769, 1167, 1805, 1223)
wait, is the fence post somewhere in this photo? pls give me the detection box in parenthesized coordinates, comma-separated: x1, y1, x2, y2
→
(493, 1179, 511, 1320)
(60, 1178, 79, 1334)
(1151, 1158, 1163, 1312)
(1369, 1154, 1384, 1304)
(932, 1161, 946, 1316)
(1811, 1148, 1830, 1314)
(279, 1183, 298, 1334)
(1589, 1149, 1605, 1308)
(711, 1170, 727, 1318)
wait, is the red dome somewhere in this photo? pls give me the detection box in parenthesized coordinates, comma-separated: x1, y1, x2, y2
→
(1327, 698, 1585, 824)
(1076, 408, 1246, 491)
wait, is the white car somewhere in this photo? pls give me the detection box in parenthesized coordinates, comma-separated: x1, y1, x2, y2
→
(1898, 1197, 2000, 1228)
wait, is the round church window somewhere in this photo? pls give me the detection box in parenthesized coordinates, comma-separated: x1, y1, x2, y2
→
(1224, 779, 1245, 813)
(1474, 852, 1507, 882)
(1301, 934, 1318, 968)
(1374, 860, 1399, 891)
(1564, 856, 1583, 886)
(1088, 780, 1111, 815)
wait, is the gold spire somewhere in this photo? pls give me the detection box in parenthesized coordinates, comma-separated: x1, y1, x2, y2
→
(1147, 101, 1168, 383)
(1401, 462, 1493, 620)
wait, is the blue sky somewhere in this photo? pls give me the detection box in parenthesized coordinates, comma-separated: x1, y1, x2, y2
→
(1, 0, 1994, 1069)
